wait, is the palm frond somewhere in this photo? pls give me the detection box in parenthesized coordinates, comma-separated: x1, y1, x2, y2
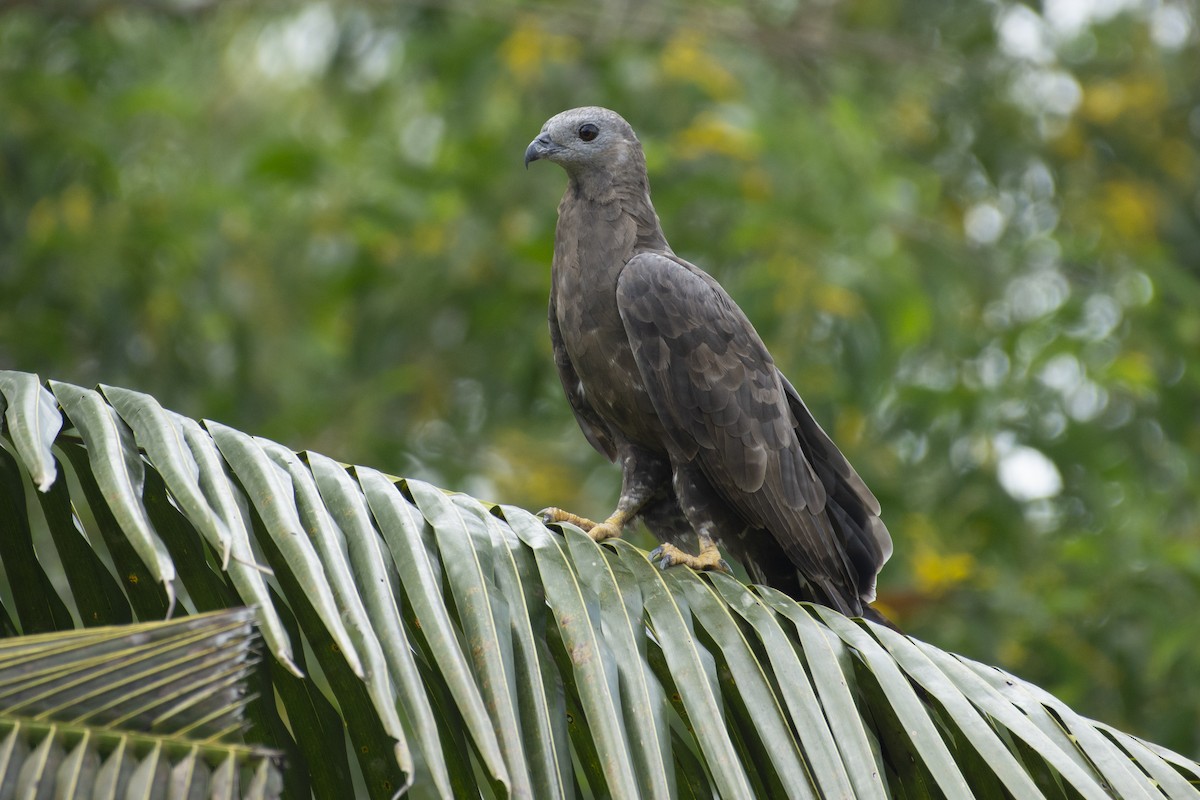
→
(0, 608, 282, 798)
(1, 369, 1198, 799)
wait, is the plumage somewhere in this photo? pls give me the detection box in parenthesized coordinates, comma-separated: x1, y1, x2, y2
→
(526, 107, 894, 624)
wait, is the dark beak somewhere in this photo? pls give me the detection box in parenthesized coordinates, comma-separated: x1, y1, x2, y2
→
(524, 134, 554, 169)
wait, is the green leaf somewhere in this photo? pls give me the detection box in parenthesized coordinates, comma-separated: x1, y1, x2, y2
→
(0, 371, 61, 493)
(309, 452, 449, 797)
(710, 574, 859, 799)
(32, 453, 132, 628)
(50, 382, 175, 608)
(0, 444, 74, 633)
(57, 440, 172, 620)
(205, 420, 359, 677)
(249, 521, 405, 799)
(406, 478, 530, 798)
(913, 639, 1112, 799)
(668, 570, 813, 798)
(357, 467, 508, 791)
(960, 658, 1164, 800)
(6, 370, 1200, 797)
(263, 587, 349, 798)
(505, 511, 643, 799)
(140, 466, 239, 615)
(0, 610, 281, 799)
(102, 385, 232, 566)
(550, 510, 674, 799)
(615, 539, 754, 798)
(452, 495, 567, 799)
(815, 607, 973, 797)
(257, 441, 412, 788)
(758, 587, 888, 799)
(168, 413, 297, 676)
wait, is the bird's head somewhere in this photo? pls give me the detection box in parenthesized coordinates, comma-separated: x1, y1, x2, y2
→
(524, 107, 643, 180)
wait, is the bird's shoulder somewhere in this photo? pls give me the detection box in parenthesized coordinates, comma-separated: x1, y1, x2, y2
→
(616, 251, 765, 353)
(618, 250, 716, 294)
(615, 250, 792, 469)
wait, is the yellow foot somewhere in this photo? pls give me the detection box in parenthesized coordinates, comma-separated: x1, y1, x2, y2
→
(539, 507, 597, 529)
(538, 507, 625, 542)
(649, 541, 731, 574)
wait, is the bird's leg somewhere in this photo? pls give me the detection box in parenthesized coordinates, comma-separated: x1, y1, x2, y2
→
(540, 446, 669, 542)
(649, 528, 732, 574)
(540, 484, 650, 542)
(649, 463, 733, 574)
(539, 506, 632, 541)
(538, 507, 599, 530)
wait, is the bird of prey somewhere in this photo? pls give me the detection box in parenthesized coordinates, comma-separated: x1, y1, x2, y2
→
(525, 107, 894, 625)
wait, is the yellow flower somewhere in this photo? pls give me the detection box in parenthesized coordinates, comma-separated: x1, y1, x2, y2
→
(1101, 180, 1159, 241)
(60, 184, 94, 234)
(26, 197, 57, 242)
(913, 545, 975, 596)
(675, 113, 759, 161)
(814, 284, 863, 318)
(660, 30, 739, 99)
(500, 17, 579, 84)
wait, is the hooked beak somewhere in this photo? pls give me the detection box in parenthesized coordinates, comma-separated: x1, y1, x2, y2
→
(524, 133, 555, 169)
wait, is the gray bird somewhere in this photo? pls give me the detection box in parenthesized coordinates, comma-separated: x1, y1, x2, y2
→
(525, 107, 894, 625)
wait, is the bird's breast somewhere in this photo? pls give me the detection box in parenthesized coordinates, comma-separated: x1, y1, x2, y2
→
(553, 279, 663, 448)
(552, 197, 667, 449)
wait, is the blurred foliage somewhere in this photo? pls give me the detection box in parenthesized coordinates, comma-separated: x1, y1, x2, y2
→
(1, 0, 1198, 757)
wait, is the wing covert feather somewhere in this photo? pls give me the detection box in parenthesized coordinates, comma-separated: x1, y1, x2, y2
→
(616, 254, 784, 495)
(615, 253, 892, 606)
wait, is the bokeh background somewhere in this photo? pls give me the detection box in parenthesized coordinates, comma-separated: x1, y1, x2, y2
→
(2, 0, 1198, 757)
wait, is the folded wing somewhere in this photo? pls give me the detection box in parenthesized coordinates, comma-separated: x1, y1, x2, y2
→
(615, 252, 891, 612)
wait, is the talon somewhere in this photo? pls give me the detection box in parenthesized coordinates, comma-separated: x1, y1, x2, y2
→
(587, 521, 622, 542)
(649, 540, 727, 573)
(652, 542, 680, 569)
(539, 507, 599, 531)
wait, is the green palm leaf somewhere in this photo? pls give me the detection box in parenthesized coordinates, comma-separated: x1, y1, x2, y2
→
(1, 369, 1198, 799)
(0, 608, 282, 798)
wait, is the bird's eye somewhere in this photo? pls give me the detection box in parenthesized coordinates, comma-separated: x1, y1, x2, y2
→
(578, 123, 599, 142)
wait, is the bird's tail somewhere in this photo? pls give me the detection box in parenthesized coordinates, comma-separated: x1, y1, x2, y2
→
(860, 604, 904, 634)
(800, 573, 906, 634)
